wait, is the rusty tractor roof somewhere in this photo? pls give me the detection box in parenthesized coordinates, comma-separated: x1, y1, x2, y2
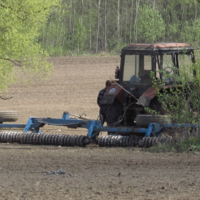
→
(123, 43, 193, 51)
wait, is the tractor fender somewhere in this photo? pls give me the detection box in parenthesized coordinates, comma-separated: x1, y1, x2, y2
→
(101, 83, 124, 105)
(137, 85, 177, 107)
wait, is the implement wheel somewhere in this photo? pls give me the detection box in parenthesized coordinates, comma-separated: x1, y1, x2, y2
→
(136, 114, 171, 127)
(0, 110, 19, 122)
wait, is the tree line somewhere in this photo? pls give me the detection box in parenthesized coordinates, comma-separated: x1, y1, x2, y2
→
(38, 0, 200, 55)
(0, 0, 199, 90)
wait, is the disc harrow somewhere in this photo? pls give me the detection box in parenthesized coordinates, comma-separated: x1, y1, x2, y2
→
(0, 113, 196, 148)
(0, 131, 89, 147)
(0, 131, 173, 148)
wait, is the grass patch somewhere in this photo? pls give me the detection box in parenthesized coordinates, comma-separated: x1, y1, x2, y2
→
(146, 137, 200, 153)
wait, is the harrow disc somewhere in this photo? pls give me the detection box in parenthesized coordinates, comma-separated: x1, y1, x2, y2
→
(69, 135, 76, 146)
(44, 134, 51, 145)
(58, 135, 65, 146)
(54, 134, 60, 145)
(0, 132, 6, 143)
(78, 135, 88, 147)
(50, 134, 56, 145)
(128, 135, 143, 147)
(8, 132, 14, 143)
(63, 135, 70, 146)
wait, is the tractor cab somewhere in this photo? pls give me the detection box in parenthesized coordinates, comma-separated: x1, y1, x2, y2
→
(103, 43, 194, 127)
(118, 43, 194, 93)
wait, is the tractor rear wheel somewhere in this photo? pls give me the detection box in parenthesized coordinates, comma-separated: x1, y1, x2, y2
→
(105, 99, 123, 126)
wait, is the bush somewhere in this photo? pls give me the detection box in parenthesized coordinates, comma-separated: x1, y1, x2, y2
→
(145, 52, 200, 152)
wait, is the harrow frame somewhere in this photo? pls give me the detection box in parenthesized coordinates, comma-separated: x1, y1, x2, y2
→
(0, 111, 199, 148)
(0, 112, 198, 139)
(0, 112, 164, 138)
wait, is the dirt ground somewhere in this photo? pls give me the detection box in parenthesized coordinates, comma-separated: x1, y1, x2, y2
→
(1, 56, 200, 200)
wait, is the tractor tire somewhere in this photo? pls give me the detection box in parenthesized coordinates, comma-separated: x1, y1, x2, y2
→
(135, 114, 171, 127)
(105, 99, 123, 126)
(0, 110, 19, 122)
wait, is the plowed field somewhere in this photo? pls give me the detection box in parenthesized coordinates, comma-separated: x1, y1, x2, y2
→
(1, 56, 200, 200)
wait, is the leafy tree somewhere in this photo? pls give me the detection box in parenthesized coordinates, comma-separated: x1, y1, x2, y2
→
(136, 4, 165, 43)
(73, 17, 87, 53)
(180, 18, 200, 48)
(39, 0, 70, 55)
(0, 0, 59, 90)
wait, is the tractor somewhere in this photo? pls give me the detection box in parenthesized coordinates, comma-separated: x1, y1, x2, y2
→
(101, 43, 195, 128)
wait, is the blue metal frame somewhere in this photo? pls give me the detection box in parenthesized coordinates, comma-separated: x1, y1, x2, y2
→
(0, 124, 25, 129)
(22, 116, 165, 138)
(0, 112, 199, 139)
(23, 117, 157, 138)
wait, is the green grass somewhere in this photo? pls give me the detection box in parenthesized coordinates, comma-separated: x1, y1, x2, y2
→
(146, 137, 200, 153)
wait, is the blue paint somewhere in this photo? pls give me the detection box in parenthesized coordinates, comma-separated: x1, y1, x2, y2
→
(62, 112, 69, 119)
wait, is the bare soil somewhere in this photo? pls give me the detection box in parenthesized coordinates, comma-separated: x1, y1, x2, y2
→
(1, 56, 200, 200)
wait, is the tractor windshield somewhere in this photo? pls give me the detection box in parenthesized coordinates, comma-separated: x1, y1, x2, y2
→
(159, 54, 176, 84)
(157, 53, 193, 84)
(122, 55, 152, 85)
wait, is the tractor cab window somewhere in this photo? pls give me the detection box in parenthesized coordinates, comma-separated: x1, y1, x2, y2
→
(123, 55, 152, 85)
(156, 54, 177, 84)
(162, 55, 176, 84)
(156, 53, 194, 84)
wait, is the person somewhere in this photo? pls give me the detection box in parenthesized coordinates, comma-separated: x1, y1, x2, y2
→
(97, 80, 111, 124)
(115, 66, 120, 79)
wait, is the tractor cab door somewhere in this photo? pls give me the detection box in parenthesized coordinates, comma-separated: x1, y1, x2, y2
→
(155, 54, 178, 84)
(122, 54, 152, 86)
